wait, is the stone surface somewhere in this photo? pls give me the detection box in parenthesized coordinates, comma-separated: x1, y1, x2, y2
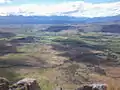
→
(91, 83, 107, 90)
(0, 77, 9, 90)
(76, 83, 107, 90)
(10, 78, 40, 90)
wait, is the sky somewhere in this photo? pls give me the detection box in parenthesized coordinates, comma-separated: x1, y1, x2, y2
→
(0, 0, 120, 17)
(0, 0, 120, 5)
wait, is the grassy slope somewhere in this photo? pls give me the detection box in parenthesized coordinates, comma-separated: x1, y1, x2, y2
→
(0, 25, 120, 90)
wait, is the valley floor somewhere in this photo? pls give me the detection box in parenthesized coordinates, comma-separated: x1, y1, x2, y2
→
(0, 25, 120, 90)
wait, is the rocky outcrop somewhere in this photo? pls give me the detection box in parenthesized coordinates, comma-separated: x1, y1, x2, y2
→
(0, 77, 9, 90)
(10, 78, 40, 90)
(76, 83, 107, 90)
(0, 77, 108, 90)
(0, 77, 40, 90)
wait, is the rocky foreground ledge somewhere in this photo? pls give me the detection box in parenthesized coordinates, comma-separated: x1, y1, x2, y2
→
(0, 77, 40, 90)
(0, 77, 107, 90)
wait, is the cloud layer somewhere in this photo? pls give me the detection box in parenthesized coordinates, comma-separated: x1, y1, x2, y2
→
(0, 1, 120, 17)
(0, 0, 11, 3)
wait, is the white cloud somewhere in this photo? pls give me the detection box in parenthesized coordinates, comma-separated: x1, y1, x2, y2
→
(0, 1, 120, 17)
(0, 0, 11, 3)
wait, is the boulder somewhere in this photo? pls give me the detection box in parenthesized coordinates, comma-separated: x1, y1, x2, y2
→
(76, 83, 107, 90)
(0, 77, 9, 90)
(91, 84, 107, 90)
(10, 78, 40, 90)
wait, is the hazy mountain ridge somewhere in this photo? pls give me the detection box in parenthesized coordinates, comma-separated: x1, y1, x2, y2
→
(0, 15, 120, 24)
(0, 16, 120, 33)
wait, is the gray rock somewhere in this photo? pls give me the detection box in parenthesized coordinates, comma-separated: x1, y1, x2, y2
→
(91, 83, 107, 90)
(76, 83, 107, 90)
(11, 78, 40, 90)
(0, 77, 9, 90)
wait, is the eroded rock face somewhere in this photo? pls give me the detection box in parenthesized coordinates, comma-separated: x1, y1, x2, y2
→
(10, 78, 40, 90)
(0, 77, 9, 90)
(76, 83, 107, 90)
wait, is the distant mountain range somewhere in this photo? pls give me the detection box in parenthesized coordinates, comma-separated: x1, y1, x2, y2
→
(0, 15, 120, 24)
(0, 1, 120, 24)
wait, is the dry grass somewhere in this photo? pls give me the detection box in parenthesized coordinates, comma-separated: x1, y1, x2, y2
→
(107, 79, 120, 90)
(90, 69, 120, 90)
(104, 67, 120, 90)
